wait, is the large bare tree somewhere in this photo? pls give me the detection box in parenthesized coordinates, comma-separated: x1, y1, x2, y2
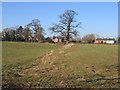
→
(49, 10, 81, 43)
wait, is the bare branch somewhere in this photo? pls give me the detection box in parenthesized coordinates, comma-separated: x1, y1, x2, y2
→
(49, 10, 81, 43)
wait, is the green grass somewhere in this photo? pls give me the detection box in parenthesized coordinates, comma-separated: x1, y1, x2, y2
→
(2, 42, 119, 88)
(2, 42, 59, 66)
(2, 42, 61, 89)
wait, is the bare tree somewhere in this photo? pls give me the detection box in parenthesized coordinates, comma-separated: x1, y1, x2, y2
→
(49, 10, 81, 43)
(26, 19, 45, 42)
(2, 28, 16, 41)
(16, 26, 24, 41)
(2, 28, 10, 41)
(82, 33, 98, 43)
(23, 27, 32, 42)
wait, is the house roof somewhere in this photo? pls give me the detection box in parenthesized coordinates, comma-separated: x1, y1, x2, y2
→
(53, 36, 64, 39)
(96, 38, 115, 40)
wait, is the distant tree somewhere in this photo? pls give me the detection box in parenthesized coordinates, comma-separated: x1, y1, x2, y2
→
(5, 32, 10, 41)
(49, 10, 81, 44)
(82, 34, 98, 43)
(9, 30, 15, 41)
(2, 28, 11, 41)
(27, 19, 45, 42)
(72, 36, 82, 43)
(23, 27, 32, 42)
(2, 27, 19, 41)
(45, 37, 53, 43)
(16, 26, 24, 41)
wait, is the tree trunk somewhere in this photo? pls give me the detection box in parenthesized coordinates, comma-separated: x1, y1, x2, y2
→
(66, 21, 71, 44)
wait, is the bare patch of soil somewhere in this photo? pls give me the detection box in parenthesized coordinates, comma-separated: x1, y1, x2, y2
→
(23, 43, 75, 75)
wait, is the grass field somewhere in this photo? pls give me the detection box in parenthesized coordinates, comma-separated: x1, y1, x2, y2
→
(2, 42, 119, 89)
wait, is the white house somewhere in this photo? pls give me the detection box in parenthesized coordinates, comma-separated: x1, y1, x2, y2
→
(106, 40, 115, 44)
(94, 38, 115, 44)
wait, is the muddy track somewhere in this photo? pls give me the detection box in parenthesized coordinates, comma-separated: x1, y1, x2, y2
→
(23, 43, 75, 74)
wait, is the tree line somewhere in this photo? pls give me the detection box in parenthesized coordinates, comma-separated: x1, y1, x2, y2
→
(1, 19, 45, 42)
(1, 10, 82, 43)
(1, 10, 119, 44)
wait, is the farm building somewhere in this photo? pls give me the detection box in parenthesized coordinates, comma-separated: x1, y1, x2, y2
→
(94, 38, 115, 44)
(52, 36, 64, 43)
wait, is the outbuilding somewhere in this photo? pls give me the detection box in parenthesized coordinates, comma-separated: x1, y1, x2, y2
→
(94, 38, 115, 44)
